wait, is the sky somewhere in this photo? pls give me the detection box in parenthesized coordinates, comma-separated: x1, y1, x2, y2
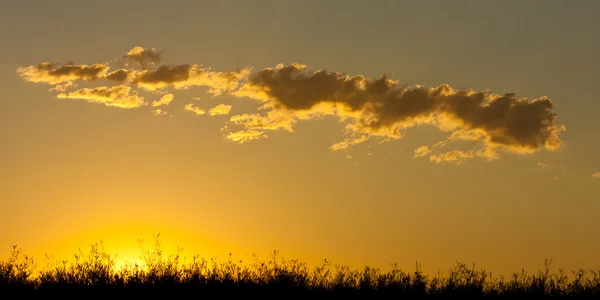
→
(1, 0, 599, 276)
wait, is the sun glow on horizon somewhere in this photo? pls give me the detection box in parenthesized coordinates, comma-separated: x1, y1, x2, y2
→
(112, 246, 146, 271)
(25, 222, 237, 274)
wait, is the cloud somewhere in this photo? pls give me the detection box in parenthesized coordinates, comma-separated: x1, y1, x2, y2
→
(17, 61, 250, 97)
(228, 110, 295, 132)
(223, 101, 339, 143)
(105, 69, 131, 83)
(132, 64, 250, 94)
(17, 62, 110, 84)
(330, 135, 368, 151)
(429, 150, 477, 164)
(48, 81, 78, 92)
(208, 104, 232, 116)
(17, 49, 567, 163)
(593, 172, 600, 178)
(124, 46, 162, 68)
(184, 103, 232, 116)
(228, 63, 566, 162)
(152, 108, 168, 116)
(56, 85, 146, 109)
(537, 162, 555, 168)
(184, 103, 206, 115)
(414, 145, 432, 158)
(152, 93, 174, 107)
(225, 130, 267, 143)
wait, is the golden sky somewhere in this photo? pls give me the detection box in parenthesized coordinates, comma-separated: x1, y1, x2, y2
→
(1, 1, 599, 277)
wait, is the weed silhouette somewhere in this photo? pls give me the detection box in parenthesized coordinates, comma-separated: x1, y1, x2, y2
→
(1, 235, 599, 299)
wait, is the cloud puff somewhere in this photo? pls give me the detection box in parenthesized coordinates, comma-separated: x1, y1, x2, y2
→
(593, 172, 600, 178)
(152, 93, 174, 107)
(124, 46, 162, 68)
(208, 104, 232, 116)
(57, 85, 146, 109)
(17, 62, 110, 84)
(184, 103, 206, 115)
(227, 63, 566, 162)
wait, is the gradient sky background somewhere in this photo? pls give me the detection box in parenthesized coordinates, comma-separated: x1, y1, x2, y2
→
(1, 0, 599, 276)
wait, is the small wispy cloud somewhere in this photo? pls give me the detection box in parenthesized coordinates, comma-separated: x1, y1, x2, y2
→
(593, 172, 600, 178)
(330, 136, 368, 151)
(225, 129, 266, 143)
(183, 103, 206, 115)
(414, 145, 432, 158)
(56, 85, 146, 109)
(537, 162, 555, 168)
(48, 81, 78, 92)
(183, 103, 232, 117)
(152, 108, 168, 116)
(17, 62, 110, 84)
(152, 93, 174, 107)
(429, 150, 475, 164)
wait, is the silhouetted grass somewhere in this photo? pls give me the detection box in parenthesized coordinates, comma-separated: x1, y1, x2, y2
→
(1, 235, 599, 299)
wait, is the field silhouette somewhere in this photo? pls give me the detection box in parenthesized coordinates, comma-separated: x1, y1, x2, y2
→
(1, 235, 599, 299)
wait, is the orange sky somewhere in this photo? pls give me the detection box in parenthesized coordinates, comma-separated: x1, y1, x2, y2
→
(1, 1, 599, 277)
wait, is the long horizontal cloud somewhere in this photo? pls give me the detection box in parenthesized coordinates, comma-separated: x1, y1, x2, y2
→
(225, 63, 566, 162)
(17, 47, 250, 96)
(17, 63, 249, 96)
(17, 62, 110, 85)
(131, 64, 250, 95)
(183, 103, 232, 116)
(57, 85, 146, 109)
(225, 128, 267, 143)
(17, 48, 566, 163)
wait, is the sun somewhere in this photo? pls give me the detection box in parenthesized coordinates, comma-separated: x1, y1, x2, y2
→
(112, 248, 146, 271)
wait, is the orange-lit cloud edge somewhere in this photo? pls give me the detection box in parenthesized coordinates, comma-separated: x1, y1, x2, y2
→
(17, 46, 567, 164)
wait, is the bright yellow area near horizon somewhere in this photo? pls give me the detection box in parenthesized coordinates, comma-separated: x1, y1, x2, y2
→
(29, 224, 226, 271)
